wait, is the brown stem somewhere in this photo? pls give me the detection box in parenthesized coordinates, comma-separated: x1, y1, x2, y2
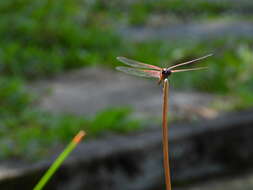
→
(162, 79, 171, 190)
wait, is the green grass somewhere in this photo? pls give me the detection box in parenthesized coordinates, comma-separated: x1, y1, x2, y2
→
(0, 107, 140, 160)
(1, 0, 252, 79)
(0, 77, 140, 160)
(88, 0, 253, 25)
(0, 0, 123, 78)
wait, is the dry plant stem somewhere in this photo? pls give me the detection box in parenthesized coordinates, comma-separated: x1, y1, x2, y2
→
(162, 79, 171, 190)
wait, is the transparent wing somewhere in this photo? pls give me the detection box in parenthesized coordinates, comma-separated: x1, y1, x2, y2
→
(171, 67, 207, 73)
(117, 57, 161, 70)
(116, 66, 160, 78)
(168, 54, 212, 70)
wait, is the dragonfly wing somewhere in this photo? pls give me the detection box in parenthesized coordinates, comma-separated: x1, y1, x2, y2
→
(168, 54, 212, 70)
(171, 67, 207, 73)
(116, 66, 160, 78)
(117, 57, 161, 70)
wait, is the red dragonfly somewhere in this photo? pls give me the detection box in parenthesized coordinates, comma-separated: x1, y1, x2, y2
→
(116, 54, 212, 84)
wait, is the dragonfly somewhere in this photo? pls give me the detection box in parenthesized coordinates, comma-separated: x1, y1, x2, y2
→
(116, 54, 212, 84)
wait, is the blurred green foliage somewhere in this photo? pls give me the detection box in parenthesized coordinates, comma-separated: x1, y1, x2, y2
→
(0, 0, 253, 159)
(0, 78, 31, 115)
(0, 0, 123, 78)
(0, 78, 139, 160)
(91, 0, 253, 25)
(127, 0, 228, 25)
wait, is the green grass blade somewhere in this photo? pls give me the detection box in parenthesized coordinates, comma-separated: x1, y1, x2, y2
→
(33, 130, 86, 190)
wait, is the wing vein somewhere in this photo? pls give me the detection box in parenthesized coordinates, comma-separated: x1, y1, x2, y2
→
(117, 57, 161, 70)
(116, 66, 160, 78)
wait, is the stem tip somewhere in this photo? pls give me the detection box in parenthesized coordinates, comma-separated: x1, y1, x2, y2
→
(73, 130, 86, 143)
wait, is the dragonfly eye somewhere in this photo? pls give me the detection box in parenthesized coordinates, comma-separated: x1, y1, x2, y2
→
(162, 69, 171, 76)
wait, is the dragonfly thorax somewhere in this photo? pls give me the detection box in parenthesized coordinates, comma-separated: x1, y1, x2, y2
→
(162, 69, 172, 78)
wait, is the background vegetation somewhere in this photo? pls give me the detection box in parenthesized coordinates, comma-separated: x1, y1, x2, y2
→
(0, 0, 253, 160)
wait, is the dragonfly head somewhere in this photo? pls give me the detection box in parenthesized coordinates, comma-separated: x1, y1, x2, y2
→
(162, 68, 172, 78)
